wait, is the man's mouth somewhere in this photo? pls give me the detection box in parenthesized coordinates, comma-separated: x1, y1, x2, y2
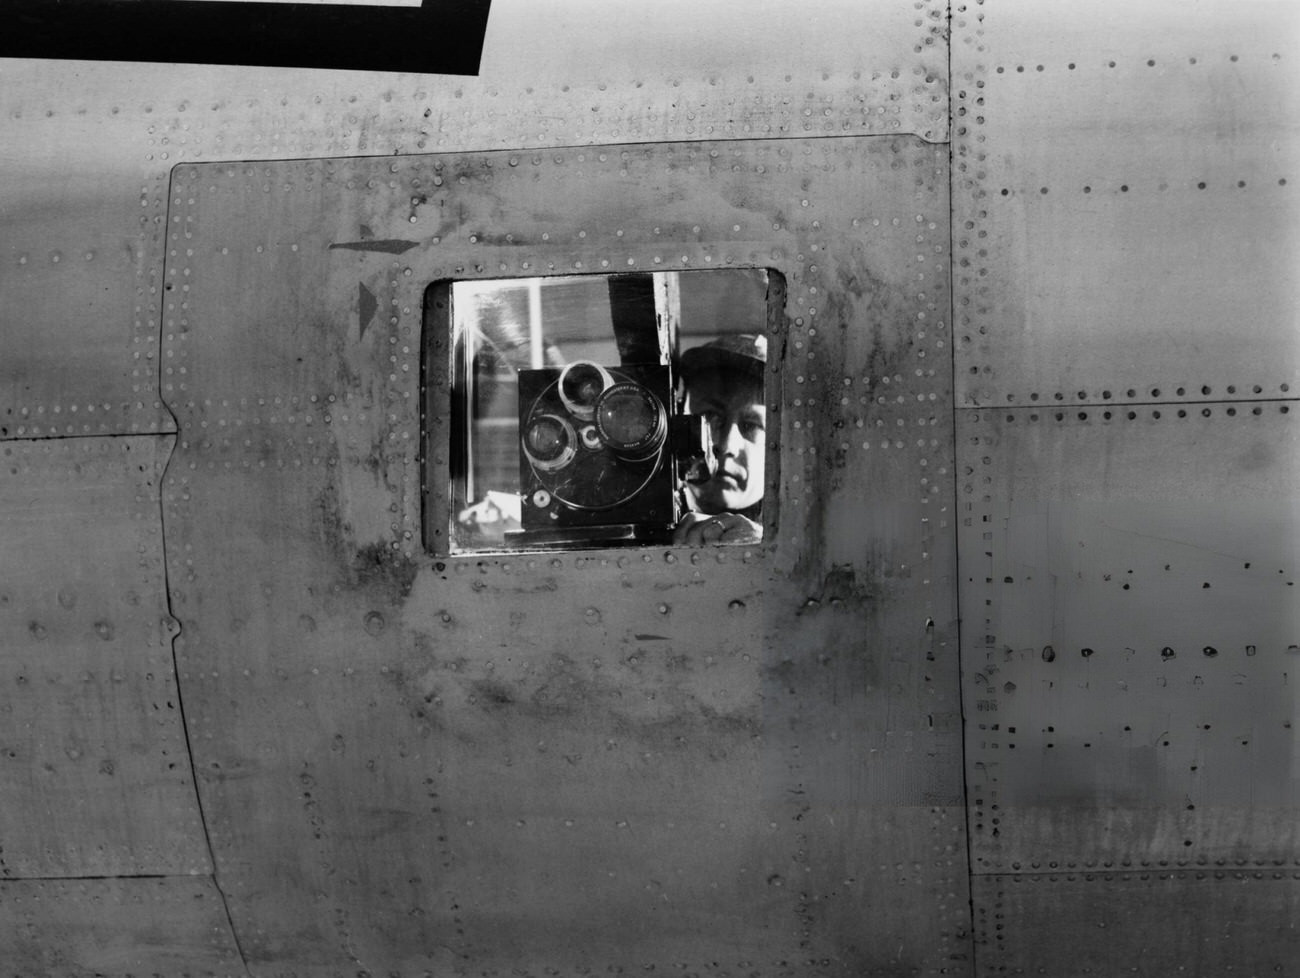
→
(717, 467, 745, 488)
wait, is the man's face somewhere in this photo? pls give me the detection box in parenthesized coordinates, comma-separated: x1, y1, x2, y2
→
(685, 368, 766, 514)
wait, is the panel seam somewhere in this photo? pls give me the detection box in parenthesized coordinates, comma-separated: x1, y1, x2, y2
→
(0, 428, 177, 445)
(0, 874, 176, 882)
(176, 128, 952, 175)
(973, 867, 1294, 880)
(156, 164, 253, 977)
(958, 396, 1300, 412)
(946, 0, 980, 974)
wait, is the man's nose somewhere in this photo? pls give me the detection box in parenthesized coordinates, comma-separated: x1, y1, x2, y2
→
(715, 421, 743, 457)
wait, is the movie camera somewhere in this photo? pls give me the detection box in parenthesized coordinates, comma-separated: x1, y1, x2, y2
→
(515, 359, 713, 543)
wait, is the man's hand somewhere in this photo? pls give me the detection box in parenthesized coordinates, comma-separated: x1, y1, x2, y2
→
(672, 511, 762, 546)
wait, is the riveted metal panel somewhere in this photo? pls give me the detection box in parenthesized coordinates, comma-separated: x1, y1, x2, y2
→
(2, 0, 947, 162)
(0, 877, 244, 977)
(0, 0, 945, 439)
(0, 435, 209, 877)
(0, 110, 176, 438)
(958, 405, 1300, 875)
(161, 137, 968, 974)
(972, 871, 1300, 976)
(951, 0, 1300, 406)
(952, 2, 1300, 971)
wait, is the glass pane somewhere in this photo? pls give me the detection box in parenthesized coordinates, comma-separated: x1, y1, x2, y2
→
(447, 269, 771, 551)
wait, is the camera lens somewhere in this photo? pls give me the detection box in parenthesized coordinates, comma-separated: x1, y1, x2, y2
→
(594, 383, 666, 460)
(526, 417, 567, 458)
(558, 361, 613, 421)
(522, 414, 577, 471)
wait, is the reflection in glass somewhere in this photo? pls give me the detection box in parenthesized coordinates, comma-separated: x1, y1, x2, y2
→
(447, 269, 769, 551)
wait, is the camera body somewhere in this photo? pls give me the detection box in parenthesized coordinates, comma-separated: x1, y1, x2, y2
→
(515, 360, 708, 543)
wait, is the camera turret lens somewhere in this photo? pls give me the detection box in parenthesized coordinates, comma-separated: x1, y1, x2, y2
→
(522, 413, 577, 471)
(558, 361, 614, 420)
(594, 382, 666, 460)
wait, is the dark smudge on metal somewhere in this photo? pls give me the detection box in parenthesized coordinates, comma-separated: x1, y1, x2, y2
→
(328, 239, 420, 254)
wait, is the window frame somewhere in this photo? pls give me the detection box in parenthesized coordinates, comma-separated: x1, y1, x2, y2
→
(421, 268, 785, 557)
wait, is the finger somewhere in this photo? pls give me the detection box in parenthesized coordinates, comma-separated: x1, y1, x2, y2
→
(678, 519, 718, 546)
(672, 512, 709, 544)
(699, 518, 727, 543)
(719, 516, 761, 544)
(677, 525, 709, 545)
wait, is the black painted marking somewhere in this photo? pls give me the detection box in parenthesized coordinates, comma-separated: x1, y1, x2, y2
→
(3, 0, 491, 75)
(331, 239, 421, 255)
(358, 283, 378, 339)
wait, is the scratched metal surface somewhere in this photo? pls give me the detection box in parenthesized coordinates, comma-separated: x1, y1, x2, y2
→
(0, 0, 945, 441)
(972, 871, 1300, 976)
(160, 137, 967, 974)
(0, 877, 244, 976)
(0, 435, 209, 878)
(952, 0, 1300, 407)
